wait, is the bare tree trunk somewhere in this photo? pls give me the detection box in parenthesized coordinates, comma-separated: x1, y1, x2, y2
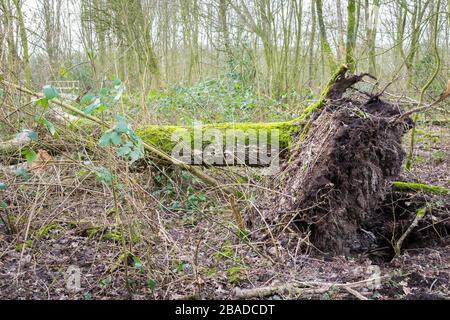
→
(365, 0, 380, 76)
(315, 0, 337, 73)
(12, 0, 32, 87)
(346, 0, 357, 72)
(308, 0, 317, 86)
(335, 0, 345, 60)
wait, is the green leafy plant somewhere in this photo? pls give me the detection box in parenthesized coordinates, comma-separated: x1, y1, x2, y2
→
(17, 130, 38, 142)
(34, 85, 60, 110)
(21, 148, 37, 164)
(0, 182, 8, 229)
(15, 167, 30, 181)
(95, 167, 113, 186)
(15, 239, 33, 252)
(99, 275, 113, 287)
(82, 292, 93, 300)
(227, 266, 244, 284)
(34, 116, 58, 138)
(147, 279, 157, 291)
(132, 255, 145, 274)
(98, 115, 144, 163)
(43, 85, 60, 100)
(149, 78, 263, 124)
(83, 79, 124, 114)
(214, 241, 241, 263)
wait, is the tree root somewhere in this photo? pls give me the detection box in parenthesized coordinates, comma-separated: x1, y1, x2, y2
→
(394, 206, 428, 256)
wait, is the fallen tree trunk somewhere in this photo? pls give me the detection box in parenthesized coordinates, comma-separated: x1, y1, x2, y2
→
(136, 65, 351, 165)
(1, 65, 349, 190)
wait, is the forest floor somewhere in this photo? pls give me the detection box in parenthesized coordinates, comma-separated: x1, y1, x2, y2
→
(0, 123, 449, 300)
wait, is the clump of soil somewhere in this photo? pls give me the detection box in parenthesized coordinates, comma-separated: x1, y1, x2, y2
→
(257, 75, 413, 255)
(362, 190, 450, 261)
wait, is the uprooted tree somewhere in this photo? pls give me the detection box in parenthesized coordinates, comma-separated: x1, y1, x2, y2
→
(1, 65, 449, 256)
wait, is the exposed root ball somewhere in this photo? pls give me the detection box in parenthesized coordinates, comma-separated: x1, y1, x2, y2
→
(259, 87, 411, 255)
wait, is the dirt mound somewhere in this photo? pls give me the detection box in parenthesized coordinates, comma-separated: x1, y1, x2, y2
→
(256, 76, 413, 255)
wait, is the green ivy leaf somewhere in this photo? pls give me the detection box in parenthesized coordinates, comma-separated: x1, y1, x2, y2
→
(83, 99, 106, 114)
(147, 279, 157, 291)
(17, 131, 38, 142)
(82, 292, 92, 300)
(96, 167, 113, 186)
(129, 149, 143, 163)
(170, 200, 180, 210)
(99, 88, 109, 97)
(117, 146, 132, 157)
(0, 201, 7, 209)
(110, 131, 122, 145)
(21, 148, 37, 164)
(132, 256, 145, 273)
(115, 115, 129, 133)
(35, 117, 57, 138)
(181, 171, 191, 181)
(100, 275, 112, 287)
(15, 167, 30, 181)
(98, 132, 112, 147)
(113, 86, 124, 102)
(0, 88, 4, 98)
(27, 131, 39, 141)
(43, 85, 59, 100)
(80, 93, 95, 105)
(0, 182, 8, 190)
(113, 79, 122, 87)
(35, 98, 49, 109)
(43, 119, 57, 138)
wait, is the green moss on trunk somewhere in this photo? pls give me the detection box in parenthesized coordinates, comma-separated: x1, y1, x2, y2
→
(392, 181, 449, 195)
(136, 121, 300, 154)
(136, 65, 350, 155)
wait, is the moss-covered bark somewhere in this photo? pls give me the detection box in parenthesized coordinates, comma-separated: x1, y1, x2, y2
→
(392, 181, 449, 195)
(136, 65, 349, 156)
(136, 121, 300, 155)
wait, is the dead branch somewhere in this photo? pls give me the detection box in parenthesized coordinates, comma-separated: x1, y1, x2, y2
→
(233, 275, 389, 299)
(391, 79, 450, 124)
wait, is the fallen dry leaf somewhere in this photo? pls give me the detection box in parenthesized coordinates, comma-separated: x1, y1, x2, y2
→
(30, 149, 53, 172)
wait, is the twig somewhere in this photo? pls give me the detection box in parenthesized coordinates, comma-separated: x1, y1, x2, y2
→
(394, 206, 427, 256)
(391, 80, 450, 124)
(345, 287, 368, 300)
